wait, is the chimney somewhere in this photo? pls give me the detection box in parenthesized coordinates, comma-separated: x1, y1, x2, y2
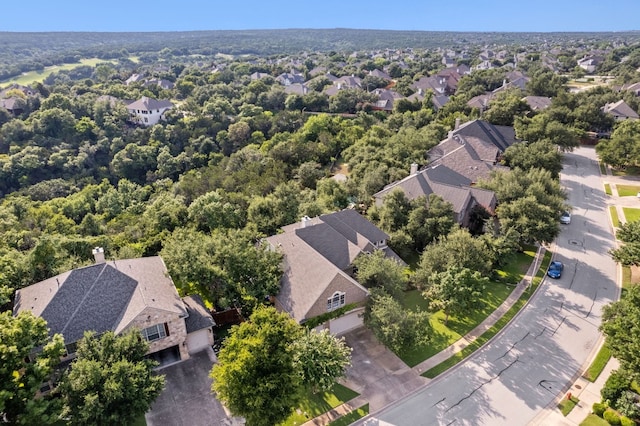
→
(92, 247, 105, 264)
(410, 163, 419, 175)
(455, 117, 461, 130)
(301, 216, 311, 228)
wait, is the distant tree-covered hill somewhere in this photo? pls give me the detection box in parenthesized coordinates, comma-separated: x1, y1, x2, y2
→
(1, 29, 639, 81)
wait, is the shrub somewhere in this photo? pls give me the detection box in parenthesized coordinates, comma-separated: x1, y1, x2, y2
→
(593, 402, 607, 416)
(620, 416, 635, 426)
(616, 391, 640, 419)
(602, 371, 632, 405)
(603, 409, 621, 425)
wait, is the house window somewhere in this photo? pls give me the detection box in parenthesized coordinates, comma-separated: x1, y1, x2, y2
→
(327, 291, 346, 311)
(141, 323, 168, 342)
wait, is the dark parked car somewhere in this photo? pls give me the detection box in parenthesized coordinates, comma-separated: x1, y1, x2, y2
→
(547, 261, 564, 279)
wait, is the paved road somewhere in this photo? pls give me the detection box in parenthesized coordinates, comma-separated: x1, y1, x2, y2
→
(358, 147, 619, 426)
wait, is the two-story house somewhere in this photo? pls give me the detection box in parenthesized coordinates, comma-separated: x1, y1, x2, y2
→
(126, 96, 174, 126)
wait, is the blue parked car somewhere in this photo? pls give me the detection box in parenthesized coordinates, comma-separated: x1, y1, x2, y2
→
(547, 261, 564, 279)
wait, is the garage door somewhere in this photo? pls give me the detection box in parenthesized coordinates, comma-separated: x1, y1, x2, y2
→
(186, 329, 212, 354)
(328, 308, 364, 336)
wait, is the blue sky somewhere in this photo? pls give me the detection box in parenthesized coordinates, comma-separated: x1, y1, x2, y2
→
(2, 0, 639, 32)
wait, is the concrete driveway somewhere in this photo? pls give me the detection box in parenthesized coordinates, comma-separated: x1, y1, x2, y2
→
(341, 327, 427, 412)
(146, 350, 242, 426)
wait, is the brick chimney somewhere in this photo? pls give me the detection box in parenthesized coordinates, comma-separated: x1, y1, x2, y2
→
(410, 163, 419, 175)
(301, 216, 311, 228)
(92, 247, 105, 264)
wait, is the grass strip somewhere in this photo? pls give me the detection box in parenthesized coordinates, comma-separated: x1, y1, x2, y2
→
(604, 183, 612, 196)
(280, 384, 359, 426)
(580, 414, 609, 426)
(622, 207, 640, 223)
(599, 163, 607, 176)
(610, 206, 620, 228)
(328, 404, 369, 426)
(616, 184, 640, 197)
(583, 345, 611, 382)
(558, 395, 579, 416)
(423, 250, 551, 378)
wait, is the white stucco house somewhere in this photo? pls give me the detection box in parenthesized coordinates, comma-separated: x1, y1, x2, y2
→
(126, 96, 174, 126)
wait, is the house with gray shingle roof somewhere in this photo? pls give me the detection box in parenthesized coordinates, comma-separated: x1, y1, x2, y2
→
(374, 119, 517, 227)
(602, 100, 639, 121)
(14, 251, 215, 365)
(265, 210, 403, 335)
(125, 96, 174, 126)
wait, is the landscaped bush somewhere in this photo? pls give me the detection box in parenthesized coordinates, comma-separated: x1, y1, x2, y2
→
(616, 391, 640, 419)
(620, 416, 635, 426)
(603, 409, 621, 425)
(593, 402, 607, 416)
(602, 371, 632, 405)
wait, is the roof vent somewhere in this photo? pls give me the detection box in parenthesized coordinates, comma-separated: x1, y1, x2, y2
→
(301, 216, 311, 228)
(92, 247, 105, 264)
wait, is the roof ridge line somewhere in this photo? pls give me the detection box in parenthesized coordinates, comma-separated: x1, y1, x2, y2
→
(59, 263, 109, 339)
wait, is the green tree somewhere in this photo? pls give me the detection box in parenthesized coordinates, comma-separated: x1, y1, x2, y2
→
(353, 250, 408, 298)
(502, 140, 563, 177)
(611, 220, 640, 266)
(483, 89, 531, 126)
(293, 329, 351, 394)
(601, 285, 640, 383)
(210, 307, 305, 426)
(59, 330, 164, 426)
(415, 227, 493, 287)
(423, 266, 488, 325)
(0, 311, 65, 425)
(596, 119, 640, 169)
(514, 113, 580, 151)
(405, 194, 455, 252)
(364, 289, 432, 353)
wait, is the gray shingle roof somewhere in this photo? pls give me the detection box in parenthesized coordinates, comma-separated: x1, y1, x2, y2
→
(126, 96, 173, 112)
(265, 210, 399, 322)
(183, 295, 215, 333)
(14, 256, 186, 344)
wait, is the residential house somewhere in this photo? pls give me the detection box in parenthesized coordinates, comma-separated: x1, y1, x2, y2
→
(374, 119, 518, 226)
(371, 88, 403, 112)
(622, 82, 640, 97)
(577, 55, 603, 73)
(324, 75, 364, 96)
(373, 163, 497, 227)
(250, 72, 271, 81)
(369, 69, 392, 81)
(467, 93, 494, 111)
(125, 73, 146, 85)
(0, 97, 26, 115)
(523, 96, 552, 111)
(143, 78, 175, 90)
(13, 250, 215, 366)
(0, 83, 38, 98)
(284, 83, 310, 96)
(265, 210, 403, 335)
(276, 72, 305, 86)
(602, 100, 639, 121)
(126, 96, 174, 126)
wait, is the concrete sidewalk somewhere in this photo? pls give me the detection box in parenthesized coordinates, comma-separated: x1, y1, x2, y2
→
(412, 244, 546, 375)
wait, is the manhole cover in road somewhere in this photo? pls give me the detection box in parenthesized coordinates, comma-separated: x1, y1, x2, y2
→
(569, 240, 583, 246)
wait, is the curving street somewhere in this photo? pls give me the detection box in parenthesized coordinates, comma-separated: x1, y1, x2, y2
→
(357, 146, 619, 425)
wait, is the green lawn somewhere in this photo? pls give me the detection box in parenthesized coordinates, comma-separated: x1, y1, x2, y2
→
(604, 184, 612, 196)
(622, 207, 640, 223)
(558, 395, 579, 416)
(616, 184, 640, 197)
(423, 250, 552, 378)
(580, 414, 609, 426)
(584, 345, 611, 382)
(0, 58, 113, 87)
(610, 206, 620, 228)
(613, 166, 640, 177)
(329, 404, 369, 426)
(399, 247, 537, 367)
(279, 384, 359, 426)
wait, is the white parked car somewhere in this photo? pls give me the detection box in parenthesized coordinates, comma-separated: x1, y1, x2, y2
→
(560, 211, 571, 225)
